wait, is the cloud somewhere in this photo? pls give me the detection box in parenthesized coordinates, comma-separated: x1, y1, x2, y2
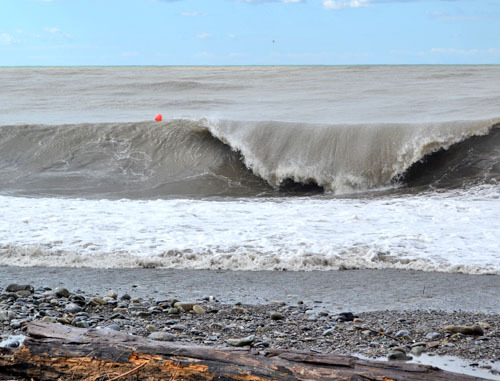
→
(0, 33, 15, 45)
(237, 0, 304, 3)
(43, 27, 72, 39)
(196, 33, 211, 39)
(323, 0, 463, 10)
(122, 51, 139, 57)
(44, 27, 60, 34)
(323, 0, 369, 10)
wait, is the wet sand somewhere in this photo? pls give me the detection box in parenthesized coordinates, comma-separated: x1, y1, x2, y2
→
(1, 267, 500, 313)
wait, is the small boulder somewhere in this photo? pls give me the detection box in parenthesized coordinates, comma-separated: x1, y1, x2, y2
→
(193, 305, 206, 315)
(444, 325, 484, 336)
(149, 332, 176, 342)
(54, 288, 70, 298)
(6, 284, 34, 294)
(226, 335, 256, 347)
(270, 311, 284, 321)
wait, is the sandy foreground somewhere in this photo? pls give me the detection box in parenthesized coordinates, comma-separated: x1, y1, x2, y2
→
(2, 267, 500, 379)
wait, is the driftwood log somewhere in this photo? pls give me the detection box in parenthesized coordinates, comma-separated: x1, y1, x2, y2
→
(0, 321, 488, 380)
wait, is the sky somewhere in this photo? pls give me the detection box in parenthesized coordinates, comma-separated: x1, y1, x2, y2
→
(0, 0, 499, 66)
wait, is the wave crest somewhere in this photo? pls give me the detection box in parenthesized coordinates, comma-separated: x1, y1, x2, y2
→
(0, 117, 499, 198)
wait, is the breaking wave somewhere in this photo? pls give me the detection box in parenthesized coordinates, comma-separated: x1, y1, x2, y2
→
(0, 117, 499, 199)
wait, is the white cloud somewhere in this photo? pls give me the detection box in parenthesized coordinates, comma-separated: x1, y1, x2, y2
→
(122, 51, 138, 57)
(196, 33, 211, 39)
(227, 34, 237, 39)
(237, 0, 304, 3)
(323, 0, 465, 11)
(44, 27, 60, 34)
(323, 0, 371, 10)
(0, 33, 15, 45)
(43, 27, 72, 39)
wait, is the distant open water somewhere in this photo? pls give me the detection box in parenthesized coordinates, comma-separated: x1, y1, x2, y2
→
(0, 66, 499, 272)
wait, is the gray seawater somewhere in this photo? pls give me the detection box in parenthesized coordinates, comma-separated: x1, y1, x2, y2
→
(0, 66, 499, 272)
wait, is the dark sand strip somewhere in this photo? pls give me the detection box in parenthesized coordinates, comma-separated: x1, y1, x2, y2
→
(1, 267, 499, 312)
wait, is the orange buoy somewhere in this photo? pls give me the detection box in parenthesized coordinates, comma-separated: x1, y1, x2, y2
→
(155, 113, 162, 122)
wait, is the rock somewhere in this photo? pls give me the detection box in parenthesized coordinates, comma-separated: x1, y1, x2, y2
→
(107, 291, 118, 299)
(174, 302, 194, 311)
(65, 303, 82, 314)
(395, 330, 411, 339)
(478, 322, 491, 329)
(149, 332, 176, 342)
(0, 310, 17, 322)
(232, 307, 248, 314)
(54, 288, 70, 298)
(89, 297, 108, 306)
(353, 318, 364, 323)
(337, 312, 354, 322)
(411, 344, 426, 356)
(107, 324, 121, 331)
(6, 284, 34, 294)
(254, 341, 270, 348)
(171, 324, 187, 331)
(444, 325, 484, 336)
(9, 319, 23, 330)
(427, 341, 440, 348)
(165, 319, 181, 325)
(388, 351, 413, 361)
(74, 320, 90, 328)
(270, 312, 284, 321)
(120, 294, 131, 301)
(0, 335, 25, 349)
(226, 335, 256, 347)
(135, 311, 152, 318)
(322, 328, 335, 336)
(16, 290, 33, 297)
(167, 308, 180, 315)
(41, 316, 57, 323)
(69, 295, 86, 306)
(193, 305, 206, 315)
(425, 332, 440, 340)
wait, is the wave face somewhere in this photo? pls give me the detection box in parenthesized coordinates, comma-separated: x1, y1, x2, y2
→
(0, 120, 269, 198)
(0, 118, 499, 198)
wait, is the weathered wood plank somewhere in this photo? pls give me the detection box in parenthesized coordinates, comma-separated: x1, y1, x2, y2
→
(0, 321, 488, 380)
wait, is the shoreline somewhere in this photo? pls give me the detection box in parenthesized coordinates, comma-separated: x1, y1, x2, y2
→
(1, 267, 500, 312)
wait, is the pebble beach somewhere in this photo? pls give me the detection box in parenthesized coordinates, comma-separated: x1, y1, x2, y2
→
(2, 277, 500, 379)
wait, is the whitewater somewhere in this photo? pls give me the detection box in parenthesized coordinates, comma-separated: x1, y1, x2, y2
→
(0, 65, 499, 273)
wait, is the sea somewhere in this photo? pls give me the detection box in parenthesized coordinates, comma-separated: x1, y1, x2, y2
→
(0, 66, 499, 273)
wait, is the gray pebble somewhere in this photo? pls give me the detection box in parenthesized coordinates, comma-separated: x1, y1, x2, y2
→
(226, 335, 256, 347)
(54, 288, 70, 298)
(425, 332, 440, 340)
(65, 303, 82, 314)
(149, 332, 176, 341)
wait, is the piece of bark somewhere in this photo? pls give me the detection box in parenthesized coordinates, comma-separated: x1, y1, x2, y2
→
(0, 321, 488, 380)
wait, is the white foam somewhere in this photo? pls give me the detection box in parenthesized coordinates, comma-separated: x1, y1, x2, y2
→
(1, 184, 499, 273)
